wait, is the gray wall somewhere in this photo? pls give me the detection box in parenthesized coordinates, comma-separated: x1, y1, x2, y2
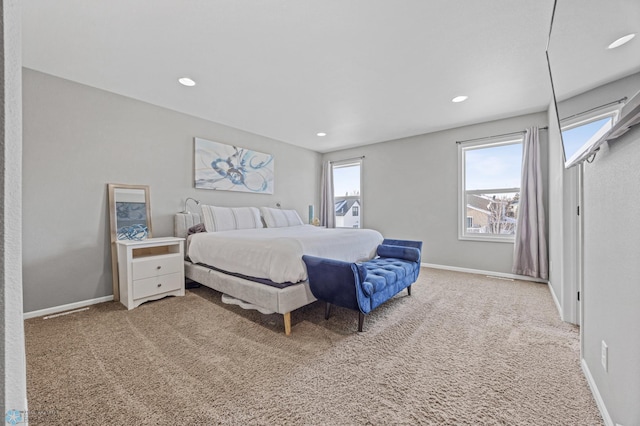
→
(1, 0, 28, 412)
(583, 124, 640, 426)
(546, 98, 581, 323)
(22, 68, 321, 313)
(323, 112, 548, 275)
(546, 99, 563, 312)
(556, 74, 640, 425)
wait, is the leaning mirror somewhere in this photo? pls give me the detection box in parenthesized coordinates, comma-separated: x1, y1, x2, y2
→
(107, 183, 153, 300)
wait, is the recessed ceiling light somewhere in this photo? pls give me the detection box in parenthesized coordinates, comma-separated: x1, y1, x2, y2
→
(608, 33, 635, 49)
(178, 77, 196, 87)
(452, 95, 468, 103)
(316, 132, 327, 137)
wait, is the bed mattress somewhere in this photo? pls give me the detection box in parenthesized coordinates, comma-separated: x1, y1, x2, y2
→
(188, 225, 383, 284)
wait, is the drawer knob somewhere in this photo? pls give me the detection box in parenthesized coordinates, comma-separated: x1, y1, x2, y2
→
(156, 266, 162, 270)
(157, 283, 162, 287)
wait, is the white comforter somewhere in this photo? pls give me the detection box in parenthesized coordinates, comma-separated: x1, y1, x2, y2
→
(188, 225, 384, 283)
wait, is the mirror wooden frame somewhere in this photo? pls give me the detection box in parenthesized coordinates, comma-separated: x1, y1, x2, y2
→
(107, 183, 153, 301)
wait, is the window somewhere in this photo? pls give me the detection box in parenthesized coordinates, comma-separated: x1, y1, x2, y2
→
(333, 159, 362, 228)
(561, 104, 620, 166)
(458, 135, 523, 242)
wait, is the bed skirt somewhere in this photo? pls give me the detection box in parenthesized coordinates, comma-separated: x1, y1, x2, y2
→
(184, 261, 316, 316)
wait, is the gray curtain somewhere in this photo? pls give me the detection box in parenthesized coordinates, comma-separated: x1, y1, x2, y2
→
(513, 127, 549, 279)
(319, 161, 335, 228)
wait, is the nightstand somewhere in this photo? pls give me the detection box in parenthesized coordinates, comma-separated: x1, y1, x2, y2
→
(116, 237, 185, 309)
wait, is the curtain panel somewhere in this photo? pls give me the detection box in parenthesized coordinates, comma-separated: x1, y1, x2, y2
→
(319, 161, 335, 228)
(513, 127, 549, 279)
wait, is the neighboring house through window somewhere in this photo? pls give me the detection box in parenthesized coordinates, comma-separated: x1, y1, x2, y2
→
(333, 159, 362, 228)
(458, 134, 523, 242)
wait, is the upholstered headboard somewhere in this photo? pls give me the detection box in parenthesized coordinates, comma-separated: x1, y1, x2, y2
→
(174, 213, 202, 238)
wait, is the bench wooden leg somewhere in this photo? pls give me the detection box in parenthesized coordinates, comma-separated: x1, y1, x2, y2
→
(358, 312, 365, 332)
(284, 312, 291, 336)
(407, 285, 412, 296)
(325, 302, 332, 320)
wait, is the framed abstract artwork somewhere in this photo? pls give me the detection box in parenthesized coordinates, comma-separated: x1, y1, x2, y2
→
(194, 137, 274, 194)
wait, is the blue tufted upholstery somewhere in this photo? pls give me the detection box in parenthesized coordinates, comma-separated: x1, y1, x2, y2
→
(303, 238, 422, 331)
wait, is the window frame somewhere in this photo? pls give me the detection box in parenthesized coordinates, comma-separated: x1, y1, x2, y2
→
(458, 134, 523, 243)
(332, 158, 363, 229)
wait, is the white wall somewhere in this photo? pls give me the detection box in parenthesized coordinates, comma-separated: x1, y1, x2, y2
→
(22, 68, 321, 313)
(1, 0, 28, 414)
(323, 111, 548, 275)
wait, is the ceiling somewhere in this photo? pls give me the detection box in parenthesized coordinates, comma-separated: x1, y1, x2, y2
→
(21, 1, 640, 153)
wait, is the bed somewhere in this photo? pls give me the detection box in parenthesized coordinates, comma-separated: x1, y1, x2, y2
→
(174, 212, 383, 335)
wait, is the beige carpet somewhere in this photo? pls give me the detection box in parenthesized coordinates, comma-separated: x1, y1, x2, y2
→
(25, 268, 602, 425)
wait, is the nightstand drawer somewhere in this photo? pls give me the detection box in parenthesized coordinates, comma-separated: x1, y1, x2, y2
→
(133, 272, 183, 300)
(132, 253, 182, 280)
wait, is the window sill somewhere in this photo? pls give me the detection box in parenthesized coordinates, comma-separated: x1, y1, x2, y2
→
(459, 235, 515, 244)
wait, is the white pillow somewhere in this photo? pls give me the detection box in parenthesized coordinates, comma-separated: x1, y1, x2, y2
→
(201, 205, 262, 232)
(260, 207, 304, 228)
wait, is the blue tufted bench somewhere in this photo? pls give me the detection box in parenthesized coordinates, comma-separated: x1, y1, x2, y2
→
(302, 239, 422, 332)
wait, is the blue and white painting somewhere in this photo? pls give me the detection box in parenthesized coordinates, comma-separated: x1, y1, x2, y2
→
(194, 137, 274, 193)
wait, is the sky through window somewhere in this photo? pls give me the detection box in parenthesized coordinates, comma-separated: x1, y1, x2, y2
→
(465, 143, 522, 190)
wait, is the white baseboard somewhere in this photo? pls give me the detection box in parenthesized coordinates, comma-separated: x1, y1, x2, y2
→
(23, 295, 114, 320)
(421, 263, 548, 284)
(547, 280, 564, 321)
(581, 358, 613, 426)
